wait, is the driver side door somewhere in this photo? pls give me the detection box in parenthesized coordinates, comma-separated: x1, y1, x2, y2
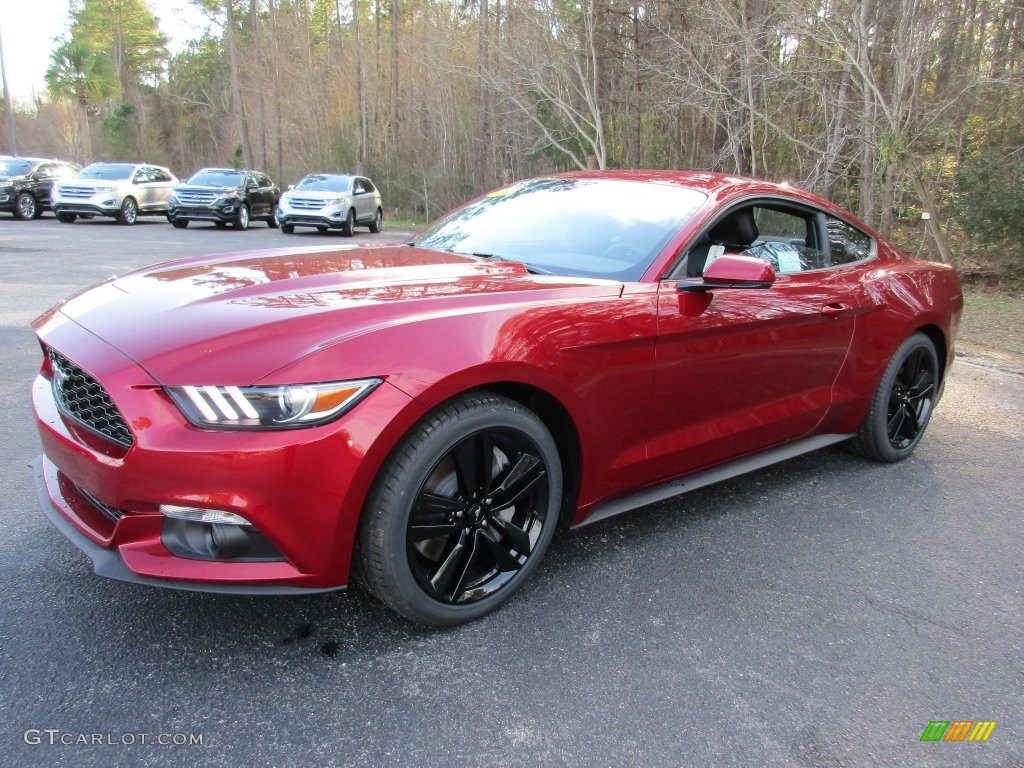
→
(646, 200, 866, 482)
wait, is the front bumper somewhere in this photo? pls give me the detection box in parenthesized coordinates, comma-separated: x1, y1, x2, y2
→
(167, 202, 240, 224)
(31, 320, 422, 593)
(53, 201, 121, 217)
(278, 205, 348, 229)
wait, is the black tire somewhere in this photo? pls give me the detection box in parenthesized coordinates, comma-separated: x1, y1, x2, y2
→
(117, 197, 138, 225)
(56, 212, 77, 223)
(847, 332, 940, 463)
(14, 192, 38, 220)
(317, 225, 329, 233)
(214, 220, 227, 229)
(341, 208, 355, 237)
(358, 391, 562, 626)
(233, 203, 250, 231)
(369, 207, 383, 234)
(267, 208, 280, 228)
(281, 224, 294, 234)
(171, 219, 189, 229)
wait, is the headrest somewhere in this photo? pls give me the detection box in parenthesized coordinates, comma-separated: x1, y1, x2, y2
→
(709, 209, 759, 248)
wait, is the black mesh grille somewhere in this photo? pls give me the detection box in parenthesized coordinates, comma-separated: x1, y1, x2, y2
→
(48, 349, 134, 448)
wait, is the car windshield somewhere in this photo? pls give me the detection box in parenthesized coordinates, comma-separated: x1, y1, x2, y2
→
(188, 170, 245, 187)
(77, 164, 136, 180)
(0, 159, 34, 177)
(295, 174, 351, 193)
(413, 178, 707, 280)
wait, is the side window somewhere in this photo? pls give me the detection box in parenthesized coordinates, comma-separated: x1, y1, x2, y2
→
(745, 206, 829, 274)
(353, 179, 366, 194)
(362, 179, 376, 193)
(56, 164, 78, 178)
(150, 168, 171, 183)
(826, 217, 872, 265)
(35, 164, 55, 179)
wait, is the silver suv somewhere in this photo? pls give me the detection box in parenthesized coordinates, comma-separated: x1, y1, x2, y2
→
(53, 163, 178, 224)
(277, 173, 383, 235)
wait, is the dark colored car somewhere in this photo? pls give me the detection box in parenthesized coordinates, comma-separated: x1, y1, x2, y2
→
(167, 168, 280, 230)
(0, 157, 80, 219)
(277, 173, 383, 235)
(31, 171, 963, 626)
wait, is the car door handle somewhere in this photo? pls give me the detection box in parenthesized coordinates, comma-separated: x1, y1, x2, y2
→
(821, 302, 854, 318)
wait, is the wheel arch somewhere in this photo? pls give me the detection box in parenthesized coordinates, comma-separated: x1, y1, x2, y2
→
(914, 323, 948, 383)
(479, 381, 581, 527)
(345, 378, 583, 582)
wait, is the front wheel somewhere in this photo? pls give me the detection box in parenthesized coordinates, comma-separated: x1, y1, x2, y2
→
(56, 212, 77, 223)
(117, 197, 138, 225)
(847, 332, 940, 463)
(358, 392, 562, 626)
(233, 204, 250, 231)
(281, 224, 294, 234)
(14, 192, 38, 220)
(341, 208, 355, 236)
(171, 219, 188, 229)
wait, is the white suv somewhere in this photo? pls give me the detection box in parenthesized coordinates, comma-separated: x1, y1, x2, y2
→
(53, 163, 178, 225)
(277, 173, 383, 235)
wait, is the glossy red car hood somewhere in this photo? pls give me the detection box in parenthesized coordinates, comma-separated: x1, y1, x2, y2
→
(40, 244, 621, 385)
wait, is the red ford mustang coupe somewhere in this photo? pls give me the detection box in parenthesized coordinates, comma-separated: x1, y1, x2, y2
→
(31, 170, 963, 625)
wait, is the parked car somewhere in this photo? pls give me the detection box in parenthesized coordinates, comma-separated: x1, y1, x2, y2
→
(277, 173, 383, 235)
(52, 163, 178, 224)
(167, 168, 280, 230)
(0, 157, 80, 219)
(30, 170, 962, 626)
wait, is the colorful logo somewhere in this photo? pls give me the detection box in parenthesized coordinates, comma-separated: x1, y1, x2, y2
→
(920, 721, 997, 742)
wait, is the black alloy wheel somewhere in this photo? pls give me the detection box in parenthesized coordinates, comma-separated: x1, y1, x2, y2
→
(849, 332, 939, 462)
(359, 392, 561, 625)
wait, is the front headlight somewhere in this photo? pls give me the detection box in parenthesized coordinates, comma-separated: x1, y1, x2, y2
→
(330, 196, 350, 206)
(92, 186, 114, 193)
(166, 379, 382, 429)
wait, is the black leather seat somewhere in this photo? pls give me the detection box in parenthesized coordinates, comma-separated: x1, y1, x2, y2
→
(686, 208, 760, 276)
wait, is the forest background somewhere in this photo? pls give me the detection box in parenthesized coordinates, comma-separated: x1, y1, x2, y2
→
(1, 0, 1022, 282)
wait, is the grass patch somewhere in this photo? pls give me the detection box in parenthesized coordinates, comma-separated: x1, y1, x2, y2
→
(959, 287, 1024, 356)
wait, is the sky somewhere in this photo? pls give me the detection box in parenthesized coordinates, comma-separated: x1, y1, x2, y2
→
(0, 0, 209, 104)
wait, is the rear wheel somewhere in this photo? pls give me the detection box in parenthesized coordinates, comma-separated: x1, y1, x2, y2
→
(369, 207, 383, 234)
(117, 197, 138, 225)
(848, 332, 939, 463)
(233, 204, 249, 231)
(358, 392, 561, 626)
(14, 192, 38, 220)
(267, 208, 279, 228)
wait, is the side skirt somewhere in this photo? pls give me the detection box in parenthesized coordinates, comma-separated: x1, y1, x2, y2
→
(575, 433, 854, 528)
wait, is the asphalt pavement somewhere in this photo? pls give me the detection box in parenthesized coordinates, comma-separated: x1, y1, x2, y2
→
(0, 216, 1020, 767)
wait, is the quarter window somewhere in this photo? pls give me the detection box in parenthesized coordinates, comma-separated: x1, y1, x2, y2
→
(827, 217, 873, 265)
